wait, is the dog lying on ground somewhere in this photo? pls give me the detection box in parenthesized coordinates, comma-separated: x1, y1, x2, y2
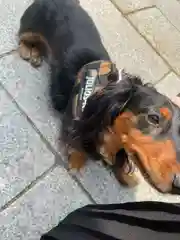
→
(18, 0, 180, 194)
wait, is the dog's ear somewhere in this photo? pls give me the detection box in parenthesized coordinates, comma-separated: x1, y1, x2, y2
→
(121, 70, 143, 86)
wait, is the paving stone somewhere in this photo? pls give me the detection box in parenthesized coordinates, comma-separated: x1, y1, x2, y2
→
(156, 0, 180, 32)
(129, 7, 180, 74)
(0, 0, 32, 54)
(156, 72, 180, 98)
(80, 0, 168, 84)
(0, 54, 60, 151)
(0, 86, 55, 208)
(0, 166, 91, 240)
(111, 0, 154, 14)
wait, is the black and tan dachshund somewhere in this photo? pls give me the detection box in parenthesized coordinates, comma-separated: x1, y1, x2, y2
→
(18, 0, 180, 194)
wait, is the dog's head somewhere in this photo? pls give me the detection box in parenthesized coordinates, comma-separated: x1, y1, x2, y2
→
(78, 71, 180, 194)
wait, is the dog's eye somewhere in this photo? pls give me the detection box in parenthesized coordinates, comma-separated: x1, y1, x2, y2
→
(147, 113, 160, 126)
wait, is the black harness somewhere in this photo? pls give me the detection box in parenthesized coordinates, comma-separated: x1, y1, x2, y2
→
(71, 60, 119, 119)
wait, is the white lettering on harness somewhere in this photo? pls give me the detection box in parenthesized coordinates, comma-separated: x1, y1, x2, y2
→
(82, 75, 96, 111)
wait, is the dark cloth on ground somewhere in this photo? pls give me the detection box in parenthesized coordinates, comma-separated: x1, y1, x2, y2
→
(40, 201, 180, 240)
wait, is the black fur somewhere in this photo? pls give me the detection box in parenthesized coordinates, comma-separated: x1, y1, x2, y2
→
(19, 0, 110, 111)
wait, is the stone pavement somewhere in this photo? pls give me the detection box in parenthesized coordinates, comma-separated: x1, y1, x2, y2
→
(1, 0, 180, 239)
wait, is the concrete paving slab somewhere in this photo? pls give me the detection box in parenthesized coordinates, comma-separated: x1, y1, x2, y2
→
(156, 72, 180, 98)
(0, 0, 32, 54)
(129, 7, 180, 74)
(156, 0, 180, 32)
(0, 166, 91, 240)
(0, 86, 55, 208)
(111, 0, 154, 14)
(80, 0, 168, 84)
(0, 54, 60, 151)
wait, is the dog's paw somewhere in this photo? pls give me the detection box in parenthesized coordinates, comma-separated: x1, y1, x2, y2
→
(68, 151, 86, 171)
(19, 41, 42, 67)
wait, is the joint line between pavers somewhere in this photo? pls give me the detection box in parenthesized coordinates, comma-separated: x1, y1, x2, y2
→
(127, 17, 180, 77)
(154, 70, 171, 86)
(0, 165, 56, 213)
(69, 173, 97, 204)
(157, 6, 180, 36)
(0, 161, 96, 213)
(0, 49, 18, 59)
(123, 5, 156, 16)
(109, 0, 180, 78)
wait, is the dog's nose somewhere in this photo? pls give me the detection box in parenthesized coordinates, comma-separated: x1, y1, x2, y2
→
(171, 174, 180, 194)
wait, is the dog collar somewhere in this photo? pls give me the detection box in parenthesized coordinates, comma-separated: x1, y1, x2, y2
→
(72, 60, 120, 119)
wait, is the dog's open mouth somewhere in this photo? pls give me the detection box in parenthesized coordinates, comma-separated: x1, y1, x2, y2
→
(114, 147, 171, 191)
(115, 149, 137, 175)
(110, 148, 140, 187)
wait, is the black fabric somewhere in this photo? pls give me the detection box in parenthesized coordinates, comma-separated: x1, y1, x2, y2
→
(40, 201, 180, 240)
